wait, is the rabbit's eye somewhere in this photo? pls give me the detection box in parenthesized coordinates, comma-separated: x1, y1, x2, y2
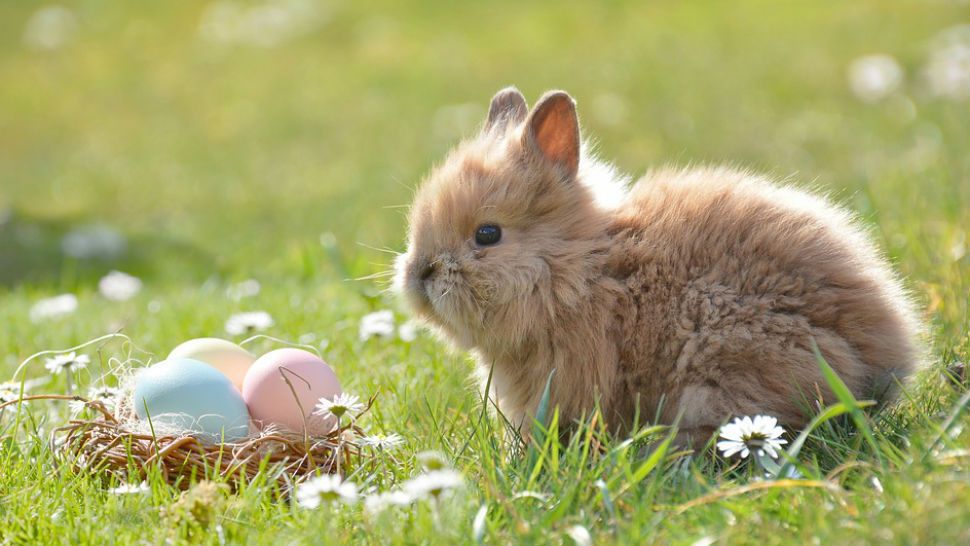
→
(475, 224, 502, 246)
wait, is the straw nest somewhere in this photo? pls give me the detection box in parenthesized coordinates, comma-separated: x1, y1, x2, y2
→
(0, 394, 373, 490)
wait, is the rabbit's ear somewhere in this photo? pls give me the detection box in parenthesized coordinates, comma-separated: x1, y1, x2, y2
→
(485, 87, 528, 133)
(523, 91, 580, 178)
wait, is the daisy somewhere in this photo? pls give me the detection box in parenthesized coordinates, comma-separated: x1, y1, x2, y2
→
(109, 481, 150, 495)
(566, 525, 593, 546)
(69, 399, 88, 417)
(397, 321, 418, 342)
(44, 352, 90, 375)
(402, 469, 464, 501)
(364, 490, 412, 515)
(224, 311, 274, 336)
(29, 294, 78, 322)
(416, 450, 449, 471)
(226, 279, 261, 301)
(716, 415, 788, 459)
(847, 54, 903, 102)
(359, 310, 395, 341)
(0, 381, 28, 405)
(98, 271, 142, 301)
(360, 432, 405, 451)
(295, 475, 359, 508)
(313, 393, 365, 421)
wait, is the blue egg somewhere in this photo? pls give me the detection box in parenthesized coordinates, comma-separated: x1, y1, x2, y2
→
(134, 358, 250, 443)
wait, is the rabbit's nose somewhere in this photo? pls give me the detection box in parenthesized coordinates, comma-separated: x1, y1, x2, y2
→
(418, 262, 436, 281)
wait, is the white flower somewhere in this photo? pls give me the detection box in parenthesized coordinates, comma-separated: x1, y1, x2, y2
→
(716, 415, 788, 459)
(30, 294, 78, 322)
(361, 432, 405, 450)
(98, 271, 142, 301)
(397, 321, 418, 342)
(925, 25, 970, 100)
(313, 393, 365, 421)
(848, 54, 904, 102)
(295, 475, 359, 508)
(109, 481, 150, 495)
(359, 310, 395, 341)
(566, 525, 593, 546)
(402, 469, 464, 501)
(226, 279, 261, 301)
(416, 450, 449, 471)
(364, 490, 412, 514)
(22, 5, 78, 51)
(44, 352, 90, 375)
(0, 382, 28, 405)
(69, 399, 88, 417)
(224, 311, 274, 335)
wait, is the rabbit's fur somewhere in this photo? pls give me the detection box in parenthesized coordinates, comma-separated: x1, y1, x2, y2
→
(395, 87, 921, 441)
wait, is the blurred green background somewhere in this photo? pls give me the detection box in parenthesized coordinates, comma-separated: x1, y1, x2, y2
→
(1, 0, 968, 356)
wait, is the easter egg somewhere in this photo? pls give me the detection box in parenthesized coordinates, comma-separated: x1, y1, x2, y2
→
(168, 338, 255, 390)
(134, 358, 251, 443)
(242, 348, 341, 435)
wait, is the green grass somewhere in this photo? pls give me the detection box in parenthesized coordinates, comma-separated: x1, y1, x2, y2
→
(2, 1, 970, 544)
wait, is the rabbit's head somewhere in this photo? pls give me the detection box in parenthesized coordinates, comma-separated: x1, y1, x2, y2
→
(395, 88, 612, 350)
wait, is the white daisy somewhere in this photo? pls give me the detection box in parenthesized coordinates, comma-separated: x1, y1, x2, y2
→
(69, 399, 88, 417)
(361, 432, 405, 451)
(716, 415, 788, 459)
(98, 271, 142, 301)
(109, 481, 150, 495)
(29, 294, 78, 322)
(313, 393, 365, 421)
(925, 25, 970, 100)
(847, 54, 903, 102)
(295, 475, 359, 508)
(416, 450, 449, 471)
(401, 469, 464, 501)
(44, 352, 90, 375)
(397, 321, 418, 342)
(224, 311, 274, 336)
(364, 490, 412, 515)
(226, 279, 261, 301)
(0, 381, 28, 405)
(566, 525, 593, 546)
(359, 310, 395, 341)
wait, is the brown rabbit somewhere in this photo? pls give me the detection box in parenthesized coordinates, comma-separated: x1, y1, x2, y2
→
(395, 87, 921, 443)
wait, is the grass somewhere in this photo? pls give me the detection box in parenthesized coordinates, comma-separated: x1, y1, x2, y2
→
(2, 0, 970, 544)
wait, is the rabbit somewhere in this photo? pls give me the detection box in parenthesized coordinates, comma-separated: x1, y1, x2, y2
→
(394, 87, 922, 444)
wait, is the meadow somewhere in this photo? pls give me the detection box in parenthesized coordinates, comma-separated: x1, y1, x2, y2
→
(1, 1, 970, 544)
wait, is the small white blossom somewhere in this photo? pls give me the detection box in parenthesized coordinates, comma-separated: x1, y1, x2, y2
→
(295, 475, 359, 508)
(224, 311, 274, 335)
(22, 5, 78, 51)
(0, 382, 28, 405)
(716, 415, 788, 459)
(925, 25, 970, 100)
(30, 294, 78, 322)
(848, 54, 904, 102)
(361, 432, 405, 451)
(69, 399, 88, 417)
(109, 481, 150, 495)
(566, 525, 593, 546)
(313, 393, 365, 421)
(44, 352, 90, 375)
(226, 279, 261, 301)
(364, 490, 412, 514)
(98, 271, 142, 301)
(402, 469, 464, 501)
(397, 321, 418, 342)
(359, 310, 395, 341)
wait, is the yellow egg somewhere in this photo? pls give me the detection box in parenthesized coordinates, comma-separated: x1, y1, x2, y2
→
(168, 338, 256, 390)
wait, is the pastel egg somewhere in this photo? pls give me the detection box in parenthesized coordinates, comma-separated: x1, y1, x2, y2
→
(168, 338, 256, 390)
(242, 348, 341, 435)
(134, 358, 250, 443)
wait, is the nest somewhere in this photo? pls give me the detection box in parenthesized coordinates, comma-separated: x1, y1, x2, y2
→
(1, 394, 370, 489)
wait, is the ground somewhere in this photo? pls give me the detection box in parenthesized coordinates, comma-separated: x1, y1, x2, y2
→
(1, 1, 969, 544)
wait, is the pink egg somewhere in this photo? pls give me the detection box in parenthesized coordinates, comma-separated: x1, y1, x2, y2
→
(241, 348, 341, 435)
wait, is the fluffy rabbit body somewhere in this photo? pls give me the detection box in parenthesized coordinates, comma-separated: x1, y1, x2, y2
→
(396, 87, 920, 440)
